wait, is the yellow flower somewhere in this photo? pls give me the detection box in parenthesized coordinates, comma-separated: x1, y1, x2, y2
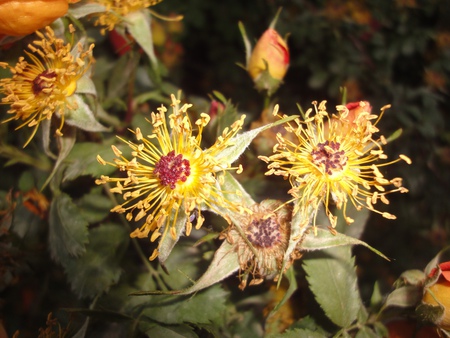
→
(96, 95, 246, 260)
(223, 200, 293, 290)
(0, 0, 69, 36)
(259, 101, 411, 229)
(0, 26, 95, 147)
(93, 0, 163, 34)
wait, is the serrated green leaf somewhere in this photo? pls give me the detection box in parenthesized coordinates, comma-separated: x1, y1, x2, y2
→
(49, 193, 89, 263)
(157, 239, 206, 291)
(384, 285, 422, 309)
(65, 224, 128, 298)
(215, 114, 298, 165)
(303, 246, 362, 328)
(289, 315, 330, 335)
(63, 140, 129, 181)
(140, 285, 229, 327)
(64, 95, 108, 132)
(75, 189, 113, 223)
(132, 239, 239, 296)
(301, 228, 389, 261)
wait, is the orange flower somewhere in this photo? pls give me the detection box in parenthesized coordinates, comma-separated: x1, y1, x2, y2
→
(248, 28, 289, 81)
(0, 0, 69, 36)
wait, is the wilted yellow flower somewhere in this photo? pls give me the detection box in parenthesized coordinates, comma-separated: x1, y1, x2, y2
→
(0, 0, 69, 36)
(93, 0, 163, 34)
(0, 26, 95, 147)
(223, 200, 293, 290)
(96, 95, 246, 260)
(260, 101, 411, 229)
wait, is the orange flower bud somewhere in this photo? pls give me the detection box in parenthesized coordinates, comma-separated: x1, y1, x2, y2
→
(422, 261, 450, 330)
(248, 28, 289, 81)
(0, 0, 69, 36)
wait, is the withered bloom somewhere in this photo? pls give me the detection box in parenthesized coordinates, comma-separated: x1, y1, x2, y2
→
(224, 200, 293, 290)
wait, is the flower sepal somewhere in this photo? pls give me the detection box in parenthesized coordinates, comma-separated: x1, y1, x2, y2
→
(419, 259, 450, 331)
(68, 1, 106, 19)
(252, 66, 285, 97)
(125, 10, 159, 75)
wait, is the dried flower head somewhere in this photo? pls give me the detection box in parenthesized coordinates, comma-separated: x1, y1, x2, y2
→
(96, 95, 246, 260)
(260, 101, 411, 230)
(224, 200, 292, 289)
(93, 0, 163, 34)
(0, 26, 95, 147)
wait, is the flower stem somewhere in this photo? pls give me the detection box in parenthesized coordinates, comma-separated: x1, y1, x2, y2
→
(102, 184, 168, 291)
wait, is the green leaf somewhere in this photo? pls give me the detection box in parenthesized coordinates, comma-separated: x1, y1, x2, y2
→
(42, 129, 76, 191)
(267, 267, 297, 319)
(64, 94, 109, 132)
(157, 213, 188, 264)
(140, 284, 229, 327)
(215, 114, 298, 166)
(48, 193, 89, 263)
(300, 228, 389, 261)
(303, 246, 362, 328)
(65, 224, 128, 298)
(63, 140, 129, 181)
(157, 238, 206, 291)
(75, 189, 113, 224)
(132, 239, 239, 296)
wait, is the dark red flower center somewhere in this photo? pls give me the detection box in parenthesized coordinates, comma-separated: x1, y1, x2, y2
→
(247, 217, 281, 249)
(154, 150, 191, 189)
(311, 140, 347, 175)
(32, 69, 57, 95)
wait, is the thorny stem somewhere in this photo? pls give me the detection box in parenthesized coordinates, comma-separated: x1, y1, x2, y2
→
(102, 184, 168, 291)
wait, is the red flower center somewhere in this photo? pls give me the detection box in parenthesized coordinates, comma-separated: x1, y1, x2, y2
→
(311, 140, 347, 175)
(154, 150, 191, 189)
(32, 69, 57, 95)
